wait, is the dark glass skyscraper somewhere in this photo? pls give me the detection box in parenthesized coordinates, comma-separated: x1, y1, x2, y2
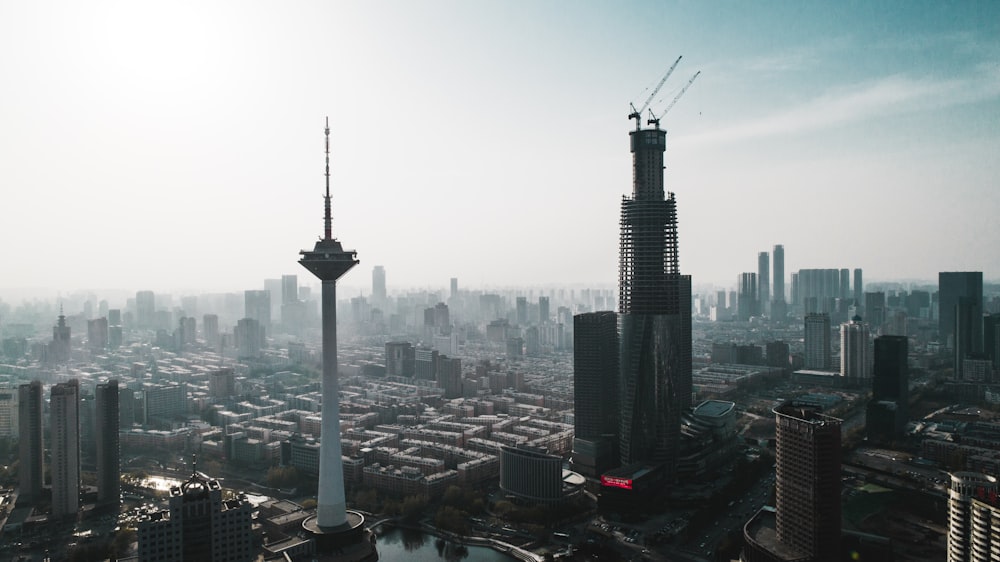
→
(939, 271, 983, 349)
(572, 311, 619, 477)
(95, 379, 121, 506)
(867, 335, 909, 442)
(618, 125, 691, 470)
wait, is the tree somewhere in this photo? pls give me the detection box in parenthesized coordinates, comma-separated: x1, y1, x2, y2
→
(301, 498, 317, 510)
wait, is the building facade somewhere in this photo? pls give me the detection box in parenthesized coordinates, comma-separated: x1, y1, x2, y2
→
(138, 470, 254, 562)
(51, 380, 80, 517)
(840, 316, 872, 386)
(96, 379, 121, 506)
(804, 313, 832, 370)
(572, 311, 619, 477)
(18, 381, 43, 504)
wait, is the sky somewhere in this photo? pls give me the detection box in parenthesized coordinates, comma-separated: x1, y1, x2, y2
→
(2, 1, 999, 301)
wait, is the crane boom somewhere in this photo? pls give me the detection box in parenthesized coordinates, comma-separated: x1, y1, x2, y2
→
(628, 55, 683, 130)
(648, 70, 700, 129)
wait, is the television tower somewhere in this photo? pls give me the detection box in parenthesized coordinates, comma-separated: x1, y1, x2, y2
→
(298, 119, 375, 559)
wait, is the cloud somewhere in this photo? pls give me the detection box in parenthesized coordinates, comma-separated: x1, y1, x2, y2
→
(680, 69, 1000, 146)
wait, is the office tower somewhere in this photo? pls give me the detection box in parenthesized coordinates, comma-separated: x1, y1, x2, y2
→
(370, 266, 386, 305)
(281, 274, 298, 305)
(790, 272, 799, 311)
(758, 251, 770, 316)
(572, 311, 619, 477)
(772, 245, 785, 302)
(840, 316, 872, 386)
(385, 341, 415, 377)
(737, 272, 759, 321)
(766, 341, 790, 369)
(864, 291, 886, 333)
(414, 347, 438, 380)
(203, 314, 219, 349)
(244, 290, 271, 335)
(234, 318, 264, 359)
(853, 268, 863, 304)
(955, 296, 981, 379)
(838, 268, 850, 300)
(762, 404, 841, 561)
(516, 296, 528, 325)
(51, 379, 80, 517)
(539, 296, 550, 324)
(436, 355, 462, 399)
(867, 336, 909, 442)
(95, 379, 120, 506)
(108, 308, 121, 326)
(985, 314, 1000, 370)
(804, 313, 832, 370)
(136, 290, 156, 329)
(940, 272, 983, 348)
(297, 118, 374, 555)
(449, 277, 458, 300)
(0, 386, 15, 438)
(947, 472, 998, 562)
(51, 308, 71, 363)
(137, 468, 254, 562)
(88, 317, 108, 351)
(18, 381, 43, 504)
(618, 122, 692, 470)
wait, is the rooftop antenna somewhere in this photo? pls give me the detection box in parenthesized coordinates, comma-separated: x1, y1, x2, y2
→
(323, 116, 332, 241)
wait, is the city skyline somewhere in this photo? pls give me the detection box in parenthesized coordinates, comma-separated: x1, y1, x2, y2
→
(2, 2, 999, 296)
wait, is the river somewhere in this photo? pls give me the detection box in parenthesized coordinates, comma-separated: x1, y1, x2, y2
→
(374, 527, 518, 561)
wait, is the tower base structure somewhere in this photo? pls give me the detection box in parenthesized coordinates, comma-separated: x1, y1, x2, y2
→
(302, 511, 378, 561)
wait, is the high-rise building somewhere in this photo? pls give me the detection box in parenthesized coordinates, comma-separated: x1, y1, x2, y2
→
(867, 335, 909, 443)
(538, 296, 550, 324)
(51, 309, 71, 363)
(617, 123, 692, 471)
(385, 341, 415, 377)
(804, 313, 832, 370)
(137, 468, 254, 562)
(839, 268, 850, 300)
(758, 251, 770, 316)
(18, 381, 43, 504)
(840, 315, 872, 386)
(864, 291, 886, 333)
(244, 290, 271, 335)
(235, 318, 264, 359)
(745, 404, 841, 561)
(281, 274, 298, 305)
(209, 368, 236, 398)
(985, 314, 1000, 370)
(51, 379, 80, 517)
(372, 266, 387, 304)
(572, 311, 619, 477)
(0, 386, 16, 438)
(449, 277, 458, 300)
(203, 314, 220, 349)
(939, 271, 983, 349)
(737, 272, 759, 321)
(88, 317, 109, 351)
(947, 472, 998, 562)
(516, 296, 528, 325)
(296, 118, 375, 556)
(772, 245, 785, 302)
(955, 296, 982, 379)
(853, 268, 863, 304)
(95, 379, 120, 506)
(136, 290, 156, 329)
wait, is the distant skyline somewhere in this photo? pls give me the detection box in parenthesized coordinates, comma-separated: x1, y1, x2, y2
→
(2, 1, 998, 298)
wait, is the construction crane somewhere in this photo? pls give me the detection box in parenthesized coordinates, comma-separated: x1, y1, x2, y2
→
(647, 70, 700, 129)
(628, 55, 683, 131)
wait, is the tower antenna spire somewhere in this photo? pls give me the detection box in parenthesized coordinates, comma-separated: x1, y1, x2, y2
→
(324, 116, 332, 241)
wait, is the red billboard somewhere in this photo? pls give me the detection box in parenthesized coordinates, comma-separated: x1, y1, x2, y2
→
(601, 475, 633, 490)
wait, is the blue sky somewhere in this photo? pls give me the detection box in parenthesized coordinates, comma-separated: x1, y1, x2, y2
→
(1, 1, 998, 299)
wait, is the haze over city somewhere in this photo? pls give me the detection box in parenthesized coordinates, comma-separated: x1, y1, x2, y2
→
(2, 1, 999, 299)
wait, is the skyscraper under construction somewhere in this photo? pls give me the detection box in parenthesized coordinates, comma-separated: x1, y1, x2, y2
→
(618, 123, 692, 471)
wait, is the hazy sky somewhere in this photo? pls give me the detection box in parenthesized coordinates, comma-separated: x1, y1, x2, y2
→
(2, 1, 998, 299)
